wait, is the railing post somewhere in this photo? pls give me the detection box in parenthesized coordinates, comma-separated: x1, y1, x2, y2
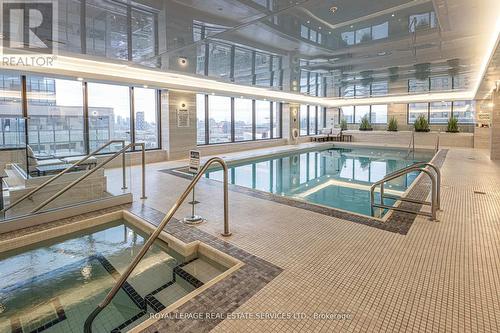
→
(139, 143, 147, 199)
(121, 141, 127, 190)
(222, 160, 231, 237)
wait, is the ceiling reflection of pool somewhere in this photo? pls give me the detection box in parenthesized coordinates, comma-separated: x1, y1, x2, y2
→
(205, 147, 435, 216)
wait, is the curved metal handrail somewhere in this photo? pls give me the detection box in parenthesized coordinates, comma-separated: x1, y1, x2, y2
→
(1, 140, 126, 214)
(83, 157, 230, 333)
(370, 162, 440, 220)
(31, 142, 146, 213)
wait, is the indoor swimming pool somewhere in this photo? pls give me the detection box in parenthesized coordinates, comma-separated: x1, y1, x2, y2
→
(0, 220, 229, 333)
(205, 146, 435, 217)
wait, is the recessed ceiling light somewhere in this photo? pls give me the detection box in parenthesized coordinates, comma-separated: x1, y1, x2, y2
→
(307, 20, 310, 24)
(328, 31, 332, 34)
(143, 85, 148, 88)
(77, 77, 83, 81)
(211, 92, 215, 95)
(391, 13, 395, 17)
(350, 25, 354, 28)
(318, 26, 322, 30)
(329, 6, 338, 14)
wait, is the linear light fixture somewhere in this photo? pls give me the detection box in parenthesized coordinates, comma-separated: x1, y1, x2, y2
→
(473, 17, 500, 99)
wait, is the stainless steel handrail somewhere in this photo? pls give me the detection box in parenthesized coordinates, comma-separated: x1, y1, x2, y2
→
(83, 157, 230, 333)
(1, 140, 126, 214)
(370, 162, 440, 220)
(406, 130, 415, 160)
(31, 142, 147, 213)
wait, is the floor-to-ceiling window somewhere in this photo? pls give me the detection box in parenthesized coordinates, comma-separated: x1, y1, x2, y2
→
(234, 98, 253, 141)
(133, 87, 158, 149)
(340, 105, 388, 124)
(208, 95, 231, 144)
(26, 76, 85, 157)
(197, 94, 281, 145)
(300, 105, 324, 136)
(87, 82, 131, 151)
(255, 100, 271, 140)
(0, 73, 24, 149)
(196, 94, 206, 145)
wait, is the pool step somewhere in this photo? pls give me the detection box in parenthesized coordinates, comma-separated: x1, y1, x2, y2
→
(110, 259, 207, 332)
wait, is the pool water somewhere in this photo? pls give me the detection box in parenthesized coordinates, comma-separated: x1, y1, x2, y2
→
(205, 147, 434, 216)
(0, 220, 228, 333)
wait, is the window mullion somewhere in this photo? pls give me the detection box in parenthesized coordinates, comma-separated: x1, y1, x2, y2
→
(130, 87, 135, 149)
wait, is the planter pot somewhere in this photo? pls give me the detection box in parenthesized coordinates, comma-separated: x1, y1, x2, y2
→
(415, 129, 430, 132)
(359, 128, 374, 131)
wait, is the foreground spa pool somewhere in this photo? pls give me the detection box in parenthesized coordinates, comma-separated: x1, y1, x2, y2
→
(0, 214, 237, 333)
(205, 146, 435, 217)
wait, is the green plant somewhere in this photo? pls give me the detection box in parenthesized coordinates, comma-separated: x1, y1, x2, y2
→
(446, 117, 459, 133)
(340, 118, 348, 130)
(414, 114, 430, 132)
(359, 115, 373, 131)
(387, 117, 398, 132)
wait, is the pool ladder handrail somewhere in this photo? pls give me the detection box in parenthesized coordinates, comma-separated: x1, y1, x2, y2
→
(31, 142, 147, 213)
(0, 140, 130, 214)
(83, 157, 231, 333)
(405, 130, 415, 160)
(370, 162, 441, 220)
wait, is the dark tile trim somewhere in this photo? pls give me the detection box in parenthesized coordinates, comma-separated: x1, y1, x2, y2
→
(159, 150, 448, 235)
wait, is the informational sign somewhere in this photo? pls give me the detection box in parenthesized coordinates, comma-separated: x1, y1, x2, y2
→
(177, 108, 190, 127)
(478, 113, 491, 122)
(189, 150, 201, 173)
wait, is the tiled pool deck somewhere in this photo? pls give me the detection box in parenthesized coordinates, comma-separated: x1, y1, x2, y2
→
(2, 144, 500, 332)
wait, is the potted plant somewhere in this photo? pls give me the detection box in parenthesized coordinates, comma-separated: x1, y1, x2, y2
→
(446, 116, 459, 133)
(359, 115, 373, 131)
(340, 118, 348, 131)
(414, 114, 430, 132)
(387, 117, 398, 131)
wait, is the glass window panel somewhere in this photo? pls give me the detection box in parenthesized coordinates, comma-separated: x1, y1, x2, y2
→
(196, 94, 206, 145)
(371, 81, 388, 96)
(208, 43, 231, 79)
(300, 25, 309, 39)
(0, 73, 24, 148)
(234, 48, 253, 84)
(133, 87, 158, 149)
(410, 13, 431, 32)
(409, 79, 429, 93)
(272, 102, 280, 138)
(453, 101, 474, 123)
(354, 105, 370, 124)
(86, 0, 128, 60)
(208, 95, 231, 144)
(27, 76, 85, 157)
(299, 105, 308, 135)
(300, 71, 309, 94)
(255, 100, 271, 140)
(408, 103, 428, 123)
(317, 107, 324, 130)
(371, 105, 388, 124)
(430, 76, 452, 91)
(430, 101, 451, 124)
(372, 22, 388, 40)
(255, 53, 271, 87)
(309, 73, 318, 96)
(355, 27, 371, 44)
(309, 29, 317, 42)
(343, 85, 355, 98)
(355, 84, 370, 97)
(341, 106, 354, 124)
(88, 82, 131, 152)
(132, 9, 156, 62)
(196, 43, 206, 75)
(453, 74, 469, 90)
(308, 106, 317, 135)
(234, 98, 253, 142)
(341, 31, 354, 45)
(58, 0, 82, 53)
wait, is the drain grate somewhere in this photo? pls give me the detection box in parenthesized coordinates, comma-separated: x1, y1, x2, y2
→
(474, 191, 486, 195)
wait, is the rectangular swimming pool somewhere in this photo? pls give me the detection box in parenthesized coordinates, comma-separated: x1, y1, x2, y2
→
(0, 219, 230, 333)
(204, 146, 435, 217)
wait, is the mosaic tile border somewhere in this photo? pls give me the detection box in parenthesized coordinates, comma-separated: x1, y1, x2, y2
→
(159, 149, 448, 235)
(0, 203, 283, 333)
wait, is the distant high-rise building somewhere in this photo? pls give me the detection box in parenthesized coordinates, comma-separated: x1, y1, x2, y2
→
(136, 111, 145, 130)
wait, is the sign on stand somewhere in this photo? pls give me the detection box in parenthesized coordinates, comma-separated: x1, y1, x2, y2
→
(189, 150, 201, 173)
(184, 150, 204, 224)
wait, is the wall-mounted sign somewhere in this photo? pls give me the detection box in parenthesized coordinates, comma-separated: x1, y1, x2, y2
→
(177, 108, 189, 127)
(478, 113, 491, 122)
(188, 150, 200, 173)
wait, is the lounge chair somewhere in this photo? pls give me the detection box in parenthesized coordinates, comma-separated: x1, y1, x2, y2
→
(328, 128, 343, 142)
(311, 128, 332, 142)
(26, 145, 97, 176)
